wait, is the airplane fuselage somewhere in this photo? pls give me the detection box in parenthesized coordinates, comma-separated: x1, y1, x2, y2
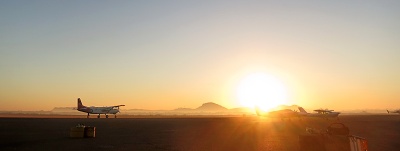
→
(77, 98, 124, 118)
(387, 110, 400, 114)
(298, 107, 340, 119)
(78, 106, 119, 114)
(305, 112, 340, 118)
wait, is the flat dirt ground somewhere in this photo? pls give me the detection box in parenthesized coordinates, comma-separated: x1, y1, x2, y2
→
(0, 114, 399, 151)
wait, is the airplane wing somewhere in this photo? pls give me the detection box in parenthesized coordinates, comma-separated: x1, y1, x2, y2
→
(112, 105, 125, 107)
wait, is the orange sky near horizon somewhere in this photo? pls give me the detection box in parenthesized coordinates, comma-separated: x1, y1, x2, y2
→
(1, 1, 399, 111)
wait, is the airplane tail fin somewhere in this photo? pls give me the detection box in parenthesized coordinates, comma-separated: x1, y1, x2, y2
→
(298, 107, 308, 113)
(77, 98, 84, 109)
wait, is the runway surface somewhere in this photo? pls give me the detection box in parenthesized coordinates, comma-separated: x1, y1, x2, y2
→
(0, 114, 399, 151)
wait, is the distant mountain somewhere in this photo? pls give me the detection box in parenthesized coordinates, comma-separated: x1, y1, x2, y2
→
(45, 102, 256, 115)
(196, 102, 227, 111)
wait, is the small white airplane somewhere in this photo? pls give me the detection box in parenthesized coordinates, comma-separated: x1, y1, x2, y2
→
(386, 109, 400, 114)
(77, 98, 125, 118)
(298, 107, 340, 119)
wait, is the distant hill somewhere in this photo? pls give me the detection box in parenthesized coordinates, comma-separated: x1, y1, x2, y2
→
(41, 102, 256, 115)
(196, 102, 227, 111)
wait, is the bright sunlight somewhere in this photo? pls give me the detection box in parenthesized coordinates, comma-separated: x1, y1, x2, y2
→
(236, 73, 288, 111)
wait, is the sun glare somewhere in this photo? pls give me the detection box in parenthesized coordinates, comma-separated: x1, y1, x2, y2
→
(236, 73, 288, 111)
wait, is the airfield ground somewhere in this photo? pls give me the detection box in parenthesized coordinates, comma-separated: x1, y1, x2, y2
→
(0, 114, 399, 151)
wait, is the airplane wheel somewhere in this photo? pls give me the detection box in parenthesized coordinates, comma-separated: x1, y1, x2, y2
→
(97, 115, 100, 118)
(106, 115, 109, 118)
(114, 115, 117, 118)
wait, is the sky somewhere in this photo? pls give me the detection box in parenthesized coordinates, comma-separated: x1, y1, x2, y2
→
(1, 0, 399, 111)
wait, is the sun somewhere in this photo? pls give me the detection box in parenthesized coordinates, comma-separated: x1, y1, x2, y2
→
(236, 73, 288, 111)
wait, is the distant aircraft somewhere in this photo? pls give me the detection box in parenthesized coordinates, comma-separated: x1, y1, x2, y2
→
(386, 109, 400, 114)
(77, 98, 125, 118)
(298, 107, 340, 119)
(255, 107, 304, 120)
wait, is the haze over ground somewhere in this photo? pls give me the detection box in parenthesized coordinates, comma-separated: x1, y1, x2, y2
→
(1, 1, 399, 111)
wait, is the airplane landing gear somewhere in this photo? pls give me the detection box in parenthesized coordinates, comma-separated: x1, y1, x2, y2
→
(87, 113, 90, 118)
(97, 114, 100, 118)
(106, 115, 109, 118)
(114, 114, 117, 118)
